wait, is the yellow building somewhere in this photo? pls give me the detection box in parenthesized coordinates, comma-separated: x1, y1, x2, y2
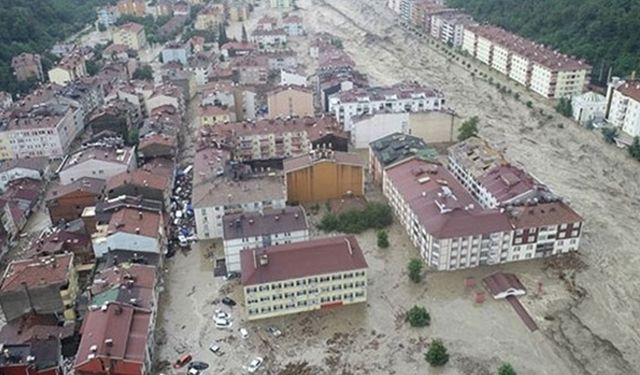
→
(241, 235, 368, 321)
(0, 132, 13, 160)
(195, 5, 224, 30)
(267, 85, 314, 119)
(228, 3, 249, 22)
(283, 150, 364, 204)
(47, 54, 87, 86)
(200, 105, 233, 126)
(113, 22, 147, 51)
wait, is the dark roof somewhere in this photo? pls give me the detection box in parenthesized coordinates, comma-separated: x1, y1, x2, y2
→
(0, 314, 74, 344)
(223, 206, 308, 240)
(45, 177, 105, 202)
(370, 132, 433, 167)
(0, 157, 48, 173)
(90, 264, 157, 310)
(241, 235, 368, 286)
(100, 249, 161, 271)
(0, 337, 61, 370)
(483, 272, 526, 297)
(107, 208, 161, 239)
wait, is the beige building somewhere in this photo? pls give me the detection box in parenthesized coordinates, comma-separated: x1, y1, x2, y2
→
(195, 5, 224, 30)
(267, 85, 314, 119)
(113, 22, 147, 51)
(241, 235, 368, 320)
(47, 54, 87, 86)
(199, 105, 234, 126)
(117, 0, 146, 16)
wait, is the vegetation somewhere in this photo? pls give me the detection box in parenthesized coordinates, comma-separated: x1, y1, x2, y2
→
(241, 25, 248, 43)
(132, 65, 154, 81)
(407, 259, 423, 283)
(458, 116, 480, 141)
(406, 306, 430, 327)
(447, 0, 640, 83)
(376, 230, 389, 248)
(218, 23, 230, 46)
(555, 97, 573, 117)
(425, 339, 449, 367)
(317, 202, 393, 234)
(601, 127, 619, 144)
(498, 363, 517, 375)
(0, 0, 111, 94)
(629, 137, 640, 161)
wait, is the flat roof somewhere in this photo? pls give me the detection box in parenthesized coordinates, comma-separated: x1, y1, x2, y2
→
(241, 235, 368, 286)
(60, 146, 134, 171)
(223, 206, 308, 240)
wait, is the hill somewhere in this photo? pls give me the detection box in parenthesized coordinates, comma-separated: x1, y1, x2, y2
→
(0, 0, 110, 95)
(447, 0, 640, 84)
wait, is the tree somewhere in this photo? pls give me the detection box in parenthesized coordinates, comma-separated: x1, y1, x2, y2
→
(601, 127, 618, 144)
(628, 136, 640, 161)
(458, 116, 479, 141)
(86, 60, 100, 76)
(405, 305, 430, 327)
(377, 230, 389, 248)
(425, 339, 449, 367)
(241, 24, 248, 43)
(132, 65, 154, 80)
(555, 97, 572, 117)
(498, 363, 517, 375)
(526, 101, 533, 108)
(218, 23, 229, 46)
(407, 259, 423, 283)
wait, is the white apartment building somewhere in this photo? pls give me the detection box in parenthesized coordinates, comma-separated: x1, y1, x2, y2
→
(383, 156, 583, 271)
(222, 206, 309, 272)
(270, 0, 292, 9)
(329, 83, 445, 132)
(606, 80, 640, 137)
(509, 53, 531, 87)
(352, 112, 409, 149)
(192, 148, 286, 240)
(58, 146, 136, 184)
(572, 91, 606, 126)
(241, 235, 368, 320)
(430, 13, 472, 47)
(491, 44, 511, 76)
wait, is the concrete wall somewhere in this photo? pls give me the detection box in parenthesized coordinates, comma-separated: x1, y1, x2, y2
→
(286, 161, 364, 203)
(408, 111, 460, 143)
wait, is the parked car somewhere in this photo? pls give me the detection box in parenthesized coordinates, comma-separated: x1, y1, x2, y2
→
(247, 357, 264, 373)
(240, 328, 248, 338)
(189, 361, 209, 371)
(267, 326, 282, 337)
(173, 353, 192, 368)
(221, 297, 237, 307)
(214, 309, 230, 320)
(223, 271, 239, 281)
(214, 318, 232, 329)
(209, 344, 224, 356)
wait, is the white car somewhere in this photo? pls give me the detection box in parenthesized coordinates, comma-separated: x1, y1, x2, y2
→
(214, 309, 230, 320)
(247, 357, 264, 373)
(209, 344, 223, 356)
(214, 318, 232, 329)
(239, 328, 248, 338)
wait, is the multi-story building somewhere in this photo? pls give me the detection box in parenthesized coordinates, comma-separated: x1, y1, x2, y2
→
(11, 53, 43, 82)
(58, 146, 136, 184)
(606, 79, 640, 137)
(113, 23, 147, 51)
(230, 55, 269, 85)
(463, 25, 591, 99)
(106, 168, 170, 207)
(328, 82, 445, 131)
(47, 54, 87, 86)
(241, 235, 368, 320)
(251, 29, 288, 50)
(0, 338, 63, 375)
(352, 112, 409, 149)
(199, 105, 234, 126)
(368, 132, 433, 186)
(0, 157, 49, 190)
(117, 0, 146, 16)
(383, 156, 583, 271)
(222, 206, 309, 272)
(192, 148, 286, 239)
(97, 6, 121, 27)
(283, 150, 365, 204)
(46, 177, 105, 224)
(267, 85, 314, 119)
(283, 15, 304, 36)
(194, 5, 225, 31)
(228, 1, 249, 21)
(162, 42, 190, 64)
(280, 69, 307, 87)
(92, 207, 165, 257)
(270, 0, 293, 10)
(429, 11, 472, 46)
(571, 91, 606, 126)
(0, 254, 78, 321)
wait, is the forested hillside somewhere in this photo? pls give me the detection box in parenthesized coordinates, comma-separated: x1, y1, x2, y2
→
(0, 0, 111, 95)
(447, 0, 640, 83)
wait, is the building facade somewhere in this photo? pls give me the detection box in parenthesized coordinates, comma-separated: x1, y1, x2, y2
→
(606, 80, 640, 137)
(572, 91, 606, 126)
(267, 85, 314, 119)
(352, 112, 409, 149)
(113, 23, 147, 51)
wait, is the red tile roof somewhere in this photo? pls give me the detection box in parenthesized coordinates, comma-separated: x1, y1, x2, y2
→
(106, 169, 170, 192)
(0, 314, 74, 344)
(45, 177, 105, 202)
(616, 80, 640, 103)
(476, 164, 538, 204)
(75, 303, 150, 370)
(0, 254, 73, 292)
(241, 235, 367, 286)
(118, 22, 144, 33)
(107, 208, 162, 239)
(509, 202, 583, 229)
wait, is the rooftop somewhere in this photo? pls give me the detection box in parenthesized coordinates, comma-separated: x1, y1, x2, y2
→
(241, 235, 368, 286)
(45, 177, 105, 202)
(0, 157, 49, 174)
(106, 168, 170, 193)
(370, 132, 435, 167)
(476, 164, 539, 204)
(27, 228, 91, 259)
(75, 303, 151, 370)
(107, 207, 162, 239)
(223, 206, 308, 240)
(448, 136, 505, 178)
(90, 263, 157, 310)
(0, 254, 73, 292)
(0, 314, 74, 344)
(60, 146, 134, 171)
(0, 337, 61, 371)
(283, 150, 364, 173)
(118, 22, 145, 33)
(333, 82, 443, 103)
(616, 80, 640, 103)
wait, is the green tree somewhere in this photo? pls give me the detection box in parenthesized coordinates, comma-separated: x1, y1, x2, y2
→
(377, 230, 389, 248)
(458, 116, 479, 141)
(526, 101, 533, 108)
(628, 137, 640, 161)
(405, 306, 430, 327)
(425, 339, 449, 366)
(218, 23, 229, 46)
(601, 127, 618, 144)
(132, 65, 154, 80)
(241, 24, 248, 43)
(407, 259, 423, 283)
(498, 363, 517, 375)
(555, 97, 573, 117)
(86, 60, 100, 76)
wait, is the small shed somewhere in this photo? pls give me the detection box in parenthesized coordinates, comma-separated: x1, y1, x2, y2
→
(482, 272, 526, 299)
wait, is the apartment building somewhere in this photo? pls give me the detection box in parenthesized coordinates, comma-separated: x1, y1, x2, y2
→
(113, 22, 147, 51)
(194, 5, 224, 31)
(199, 105, 234, 126)
(58, 146, 136, 184)
(284, 150, 365, 203)
(97, 6, 121, 27)
(368, 132, 432, 186)
(352, 112, 409, 149)
(270, 0, 293, 10)
(328, 82, 445, 132)
(241, 235, 368, 320)
(267, 85, 314, 119)
(429, 12, 473, 47)
(117, 0, 146, 16)
(251, 29, 288, 50)
(46, 177, 105, 224)
(383, 156, 583, 271)
(162, 42, 190, 64)
(283, 15, 304, 36)
(463, 25, 591, 98)
(92, 208, 165, 257)
(192, 148, 286, 239)
(0, 157, 48, 190)
(223, 206, 309, 272)
(606, 79, 640, 137)
(11, 53, 44, 82)
(47, 54, 87, 86)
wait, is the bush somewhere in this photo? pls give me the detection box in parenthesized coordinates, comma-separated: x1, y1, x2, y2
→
(317, 202, 393, 233)
(498, 363, 517, 375)
(629, 136, 640, 161)
(376, 230, 389, 248)
(406, 306, 430, 327)
(601, 127, 618, 144)
(408, 259, 423, 283)
(425, 339, 449, 366)
(555, 97, 573, 117)
(526, 101, 533, 108)
(458, 116, 480, 141)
